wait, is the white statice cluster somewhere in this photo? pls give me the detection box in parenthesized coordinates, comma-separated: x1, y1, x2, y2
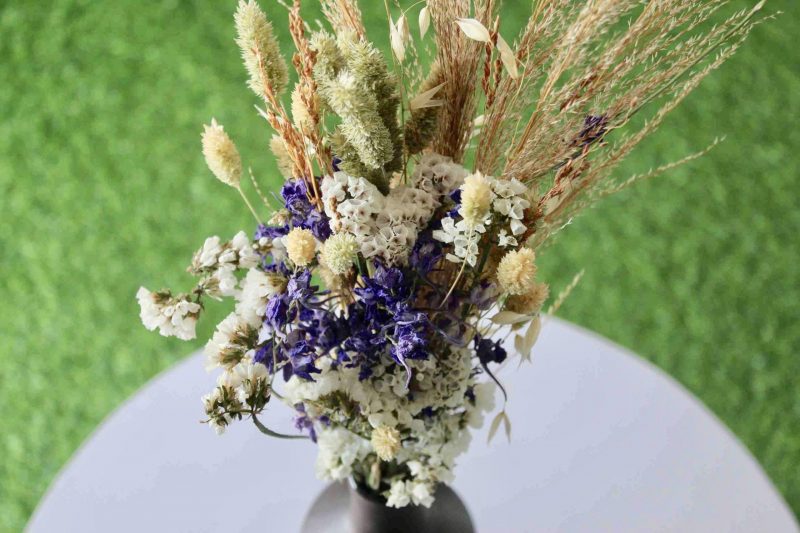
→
(203, 357, 271, 435)
(136, 287, 201, 340)
(204, 311, 259, 370)
(284, 345, 496, 507)
(491, 178, 530, 247)
(190, 231, 261, 298)
(315, 427, 372, 481)
(433, 173, 531, 265)
(321, 154, 467, 266)
(410, 152, 468, 198)
(235, 268, 286, 325)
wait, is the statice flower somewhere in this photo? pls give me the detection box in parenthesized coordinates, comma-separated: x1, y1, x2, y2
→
(136, 287, 200, 340)
(204, 312, 259, 370)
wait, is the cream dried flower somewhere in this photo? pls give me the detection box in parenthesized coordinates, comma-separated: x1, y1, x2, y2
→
(285, 227, 317, 266)
(459, 172, 493, 226)
(235, 0, 288, 97)
(506, 281, 549, 315)
(371, 426, 401, 461)
(496, 248, 537, 295)
(202, 119, 241, 187)
(321, 233, 358, 275)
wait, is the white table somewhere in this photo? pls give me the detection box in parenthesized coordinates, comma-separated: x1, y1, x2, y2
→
(27, 318, 798, 532)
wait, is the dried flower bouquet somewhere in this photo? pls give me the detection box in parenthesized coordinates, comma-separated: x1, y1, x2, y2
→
(138, 0, 765, 508)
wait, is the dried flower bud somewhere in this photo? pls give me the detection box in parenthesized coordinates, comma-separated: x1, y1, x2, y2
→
(235, 0, 288, 97)
(496, 248, 537, 295)
(202, 119, 242, 188)
(285, 227, 317, 267)
(371, 426, 401, 461)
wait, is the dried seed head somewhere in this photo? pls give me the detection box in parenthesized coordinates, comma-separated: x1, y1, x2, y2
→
(269, 135, 294, 178)
(235, 0, 288, 98)
(291, 85, 316, 132)
(202, 119, 242, 187)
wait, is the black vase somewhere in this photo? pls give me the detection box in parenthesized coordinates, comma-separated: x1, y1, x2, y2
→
(300, 482, 475, 533)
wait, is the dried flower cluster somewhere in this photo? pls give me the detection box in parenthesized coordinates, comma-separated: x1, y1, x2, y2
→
(138, 0, 764, 509)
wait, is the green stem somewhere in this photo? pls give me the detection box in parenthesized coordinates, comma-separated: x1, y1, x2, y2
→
(252, 413, 308, 440)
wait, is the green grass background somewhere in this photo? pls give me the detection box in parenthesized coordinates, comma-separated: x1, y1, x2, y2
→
(1, 0, 797, 530)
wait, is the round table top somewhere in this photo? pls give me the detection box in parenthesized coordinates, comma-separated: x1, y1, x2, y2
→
(27, 318, 798, 532)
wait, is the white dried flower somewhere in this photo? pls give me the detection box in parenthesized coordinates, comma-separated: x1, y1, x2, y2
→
(459, 172, 494, 227)
(321, 233, 358, 275)
(285, 227, 317, 267)
(496, 248, 537, 295)
(497, 229, 517, 248)
(371, 425, 401, 461)
(137, 287, 200, 341)
(204, 312, 256, 371)
(236, 268, 286, 324)
(202, 119, 241, 187)
(386, 480, 412, 508)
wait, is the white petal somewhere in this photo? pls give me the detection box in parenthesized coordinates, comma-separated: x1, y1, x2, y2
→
(455, 18, 491, 43)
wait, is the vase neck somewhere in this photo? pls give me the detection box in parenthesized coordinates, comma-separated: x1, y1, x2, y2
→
(347, 483, 474, 533)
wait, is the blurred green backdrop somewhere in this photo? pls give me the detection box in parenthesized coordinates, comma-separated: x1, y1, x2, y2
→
(1, 0, 798, 530)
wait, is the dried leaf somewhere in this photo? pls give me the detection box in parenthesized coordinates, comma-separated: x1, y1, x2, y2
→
(409, 82, 446, 111)
(455, 18, 491, 43)
(490, 310, 531, 325)
(514, 334, 524, 355)
(488, 411, 512, 443)
(419, 6, 430, 38)
(496, 34, 519, 79)
(519, 315, 542, 363)
(488, 410, 505, 443)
